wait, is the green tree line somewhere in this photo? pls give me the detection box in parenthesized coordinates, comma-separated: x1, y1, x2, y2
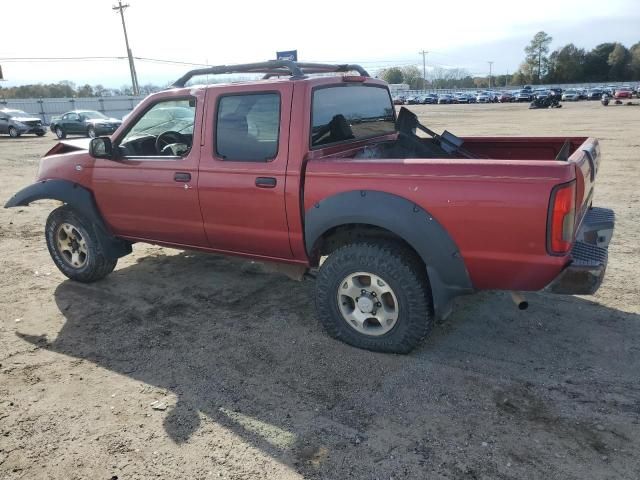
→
(0, 81, 162, 99)
(509, 32, 640, 84)
(379, 33, 640, 88)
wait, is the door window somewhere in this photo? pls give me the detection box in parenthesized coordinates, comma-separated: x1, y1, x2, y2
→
(215, 93, 280, 162)
(118, 98, 196, 157)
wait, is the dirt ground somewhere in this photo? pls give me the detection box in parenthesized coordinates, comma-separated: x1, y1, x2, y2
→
(1, 101, 639, 480)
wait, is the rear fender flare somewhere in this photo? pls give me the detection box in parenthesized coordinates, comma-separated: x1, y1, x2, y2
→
(305, 190, 473, 318)
(4, 179, 131, 259)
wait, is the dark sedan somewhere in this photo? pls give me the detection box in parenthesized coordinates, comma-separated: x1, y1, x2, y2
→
(50, 110, 122, 139)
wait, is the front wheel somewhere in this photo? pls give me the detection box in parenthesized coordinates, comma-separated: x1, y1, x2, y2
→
(87, 126, 96, 138)
(315, 242, 433, 353)
(45, 205, 117, 282)
(55, 127, 66, 139)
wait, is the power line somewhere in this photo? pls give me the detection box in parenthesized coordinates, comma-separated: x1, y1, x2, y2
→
(112, 0, 139, 95)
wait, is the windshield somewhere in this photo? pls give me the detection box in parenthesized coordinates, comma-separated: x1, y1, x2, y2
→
(123, 103, 195, 142)
(81, 111, 108, 120)
(310, 85, 395, 149)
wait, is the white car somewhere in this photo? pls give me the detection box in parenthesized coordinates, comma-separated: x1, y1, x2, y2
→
(562, 90, 580, 101)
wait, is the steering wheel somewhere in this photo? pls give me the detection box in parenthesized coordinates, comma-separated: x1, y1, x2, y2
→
(155, 131, 187, 155)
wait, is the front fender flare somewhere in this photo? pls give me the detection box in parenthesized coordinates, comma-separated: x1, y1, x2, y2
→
(305, 190, 473, 318)
(5, 179, 131, 259)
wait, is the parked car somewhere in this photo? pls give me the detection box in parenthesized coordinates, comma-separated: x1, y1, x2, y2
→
(422, 94, 438, 104)
(562, 89, 581, 101)
(549, 88, 563, 101)
(392, 96, 406, 105)
(437, 94, 454, 104)
(533, 90, 552, 100)
(498, 92, 514, 102)
(476, 91, 493, 103)
(454, 92, 471, 104)
(587, 88, 604, 100)
(5, 60, 615, 354)
(514, 90, 533, 102)
(50, 110, 122, 139)
(0, 108, 46, 138)
(404, 96, 421, 105)
(614, 87, 633, 99)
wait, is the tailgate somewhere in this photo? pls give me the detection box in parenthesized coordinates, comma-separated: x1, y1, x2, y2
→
(568, 137, 600, 230)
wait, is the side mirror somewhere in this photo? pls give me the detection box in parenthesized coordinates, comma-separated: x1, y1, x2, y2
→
(89, 137, 114, 159)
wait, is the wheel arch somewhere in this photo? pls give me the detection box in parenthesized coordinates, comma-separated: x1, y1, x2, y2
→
(305, 190, 473, 319)
(4, 179, 131, 259)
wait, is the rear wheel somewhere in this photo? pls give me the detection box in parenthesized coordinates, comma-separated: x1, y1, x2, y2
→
(45, 205, 117, 282)
(8, 126, 20, 138)
(87, 126, 96, 138)
(315, 241, 433, 353)
(55, 127, 66, 139)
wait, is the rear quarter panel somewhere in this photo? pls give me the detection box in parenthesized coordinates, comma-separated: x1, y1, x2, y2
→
(304, 157, 577, 291)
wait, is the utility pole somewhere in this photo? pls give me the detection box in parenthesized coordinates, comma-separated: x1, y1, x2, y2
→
(419, 50, 429, 87)
(112, 0, 139, 95)
(487, 61, 494, 88)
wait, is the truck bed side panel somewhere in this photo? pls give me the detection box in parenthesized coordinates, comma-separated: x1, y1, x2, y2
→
(304, 158, 575, 291)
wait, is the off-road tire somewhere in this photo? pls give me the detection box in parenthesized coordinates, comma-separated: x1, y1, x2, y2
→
(55, 127, 66, 139)
(8, 126, 20, 138)
(315, 241, 433, 354)
(45, 205, 117, 282)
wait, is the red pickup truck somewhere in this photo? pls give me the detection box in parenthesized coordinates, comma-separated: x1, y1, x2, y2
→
(5, 61, 615, 353)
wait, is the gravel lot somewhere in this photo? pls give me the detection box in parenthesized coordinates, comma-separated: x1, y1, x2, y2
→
(1, 101, 639, 480)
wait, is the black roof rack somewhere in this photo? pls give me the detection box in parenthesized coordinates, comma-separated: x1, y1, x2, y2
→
(171, 60, 370, 88)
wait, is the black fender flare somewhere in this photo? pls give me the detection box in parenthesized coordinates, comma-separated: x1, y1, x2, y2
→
(4, 179, 131, 259)
(305, 190, 473, 318)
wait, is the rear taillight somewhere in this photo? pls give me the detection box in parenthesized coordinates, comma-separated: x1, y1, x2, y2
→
(547, 181, 577, 254)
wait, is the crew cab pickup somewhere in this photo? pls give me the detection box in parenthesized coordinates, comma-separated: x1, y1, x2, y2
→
(5, 61, 615, 353)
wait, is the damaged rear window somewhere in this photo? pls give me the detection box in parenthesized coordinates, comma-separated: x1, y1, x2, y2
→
(310, 85, 395, 148)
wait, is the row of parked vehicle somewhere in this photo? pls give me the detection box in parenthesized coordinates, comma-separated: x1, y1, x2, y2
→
(0, 108, 122, 138)
(392, 84, 640, 106)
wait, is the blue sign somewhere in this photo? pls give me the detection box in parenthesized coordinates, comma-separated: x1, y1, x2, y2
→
(277, 50, 298, 62)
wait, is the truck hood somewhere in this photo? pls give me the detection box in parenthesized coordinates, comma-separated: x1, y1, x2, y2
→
(44, 138, 92, 156)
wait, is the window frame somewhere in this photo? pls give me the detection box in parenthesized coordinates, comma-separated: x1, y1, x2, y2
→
(114, 96, 197, 160)
(213, 91, 282, 163)
(309, 83, 396, 151)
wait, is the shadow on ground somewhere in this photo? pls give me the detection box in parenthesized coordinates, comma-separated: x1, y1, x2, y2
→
(18, 252, 640, 479)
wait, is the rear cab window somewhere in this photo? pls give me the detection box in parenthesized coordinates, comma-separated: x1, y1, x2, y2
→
(310, 85, 395, 149)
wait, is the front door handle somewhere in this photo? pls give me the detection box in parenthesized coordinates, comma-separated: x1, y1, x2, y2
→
(174, 172, 191, 182)
(255, 177, 277, 188)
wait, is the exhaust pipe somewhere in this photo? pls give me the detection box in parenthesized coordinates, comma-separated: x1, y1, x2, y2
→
(509, 292, 529, 310)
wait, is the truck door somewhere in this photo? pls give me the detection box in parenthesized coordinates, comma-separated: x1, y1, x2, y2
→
(91, 92, 208, 247)
(199, 84, 293, 259)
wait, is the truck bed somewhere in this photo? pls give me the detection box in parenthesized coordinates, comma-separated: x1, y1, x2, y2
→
(303, 136, 599, 292)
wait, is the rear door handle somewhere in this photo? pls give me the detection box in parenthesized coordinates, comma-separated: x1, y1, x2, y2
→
(174, 172, 191, 182)
(255, 177, 277, 188)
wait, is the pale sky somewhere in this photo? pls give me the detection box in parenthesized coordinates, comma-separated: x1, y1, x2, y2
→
(1, 0, 638, 87)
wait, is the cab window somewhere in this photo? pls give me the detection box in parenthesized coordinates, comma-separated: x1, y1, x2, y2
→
(215, 93, 280, 162)
(118, 98, 196, 157)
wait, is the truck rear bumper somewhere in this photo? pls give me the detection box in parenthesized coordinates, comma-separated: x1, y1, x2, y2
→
(545, 207, 615, 295)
